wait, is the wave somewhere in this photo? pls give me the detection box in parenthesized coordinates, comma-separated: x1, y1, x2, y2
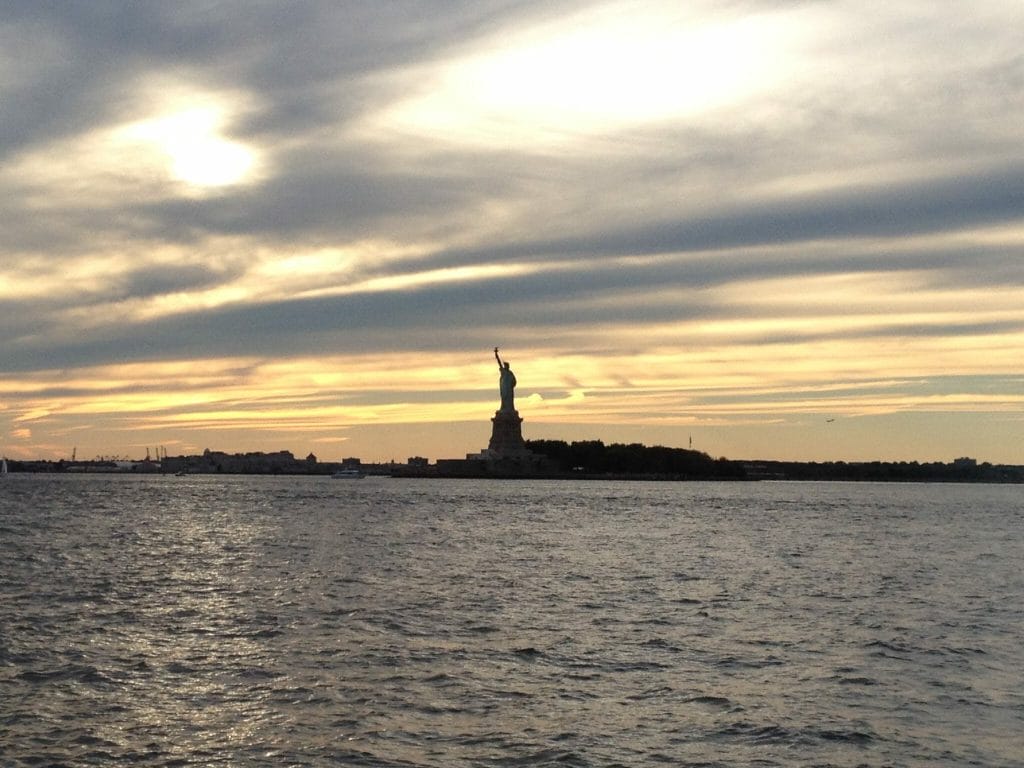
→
(713, 720, 877, 747)
(16, 664, 117, 687)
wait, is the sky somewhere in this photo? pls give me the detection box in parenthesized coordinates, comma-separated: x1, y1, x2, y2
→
(2, 0, 1023, 465)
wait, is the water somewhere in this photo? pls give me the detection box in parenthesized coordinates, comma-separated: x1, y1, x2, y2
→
(1, 475, 1022, 767)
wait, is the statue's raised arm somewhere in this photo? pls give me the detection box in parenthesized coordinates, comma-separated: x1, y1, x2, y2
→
(494, 347, 503, 369)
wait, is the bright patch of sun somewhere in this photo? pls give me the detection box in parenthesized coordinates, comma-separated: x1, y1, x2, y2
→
(123, 105, 256, 188)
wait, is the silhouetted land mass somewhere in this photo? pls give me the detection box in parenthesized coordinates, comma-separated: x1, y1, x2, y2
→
(5, 450, 364, 476)
(523, 440, 1023, 482)
(5, 443, 1023, 482)
(523, 440, 744, 479)
(741, 458, 1024, 483)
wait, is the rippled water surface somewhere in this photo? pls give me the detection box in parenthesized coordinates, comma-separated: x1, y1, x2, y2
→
(2, 475, 1022, 766)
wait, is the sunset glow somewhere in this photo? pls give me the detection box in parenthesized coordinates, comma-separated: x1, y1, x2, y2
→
(2, 2, 1023, 464)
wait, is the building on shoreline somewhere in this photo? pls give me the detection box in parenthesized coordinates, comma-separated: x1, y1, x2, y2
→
(160, 449, 377, 475)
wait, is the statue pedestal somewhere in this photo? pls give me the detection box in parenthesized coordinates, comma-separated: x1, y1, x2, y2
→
(487, 409, 531, 458)
(432, 404, 554, 476)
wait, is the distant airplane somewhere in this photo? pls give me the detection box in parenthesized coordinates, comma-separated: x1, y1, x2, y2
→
(825, 418, 835, 423)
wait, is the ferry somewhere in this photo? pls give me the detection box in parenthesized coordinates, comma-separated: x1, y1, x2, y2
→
(331, 467, 365, 479)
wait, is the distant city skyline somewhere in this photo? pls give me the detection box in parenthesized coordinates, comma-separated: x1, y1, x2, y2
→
(2, 2, 1023, 464)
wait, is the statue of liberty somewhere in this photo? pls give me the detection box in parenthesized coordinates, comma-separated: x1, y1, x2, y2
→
(494, 347, 516, 412)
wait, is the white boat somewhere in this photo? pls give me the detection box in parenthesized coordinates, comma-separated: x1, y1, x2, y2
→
(331, 467, 365, 479)
(1, 458, 7, 475)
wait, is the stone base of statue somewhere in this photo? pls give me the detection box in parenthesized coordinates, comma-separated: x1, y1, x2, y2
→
(429, 407, 556, 477)
(487, 409, 531, 457)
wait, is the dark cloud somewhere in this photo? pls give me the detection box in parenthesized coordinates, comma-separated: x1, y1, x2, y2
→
(4, 0, 1022, 269)
(0, 1, 559, 155)
(0, 1, 560, 258)
(405, 164, 1024, 272)
(117, 262, 240, 300)
(6, 229, 1021, 373)
(131, 163, 500, 243)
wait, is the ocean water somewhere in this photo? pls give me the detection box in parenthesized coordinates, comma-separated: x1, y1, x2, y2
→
(1, 475, 1022, 767)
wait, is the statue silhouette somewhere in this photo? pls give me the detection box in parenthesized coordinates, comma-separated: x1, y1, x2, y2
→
(494, 347, 516, 412)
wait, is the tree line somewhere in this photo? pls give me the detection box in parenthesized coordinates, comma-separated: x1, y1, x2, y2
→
(525, 440, 1024, 482)
(524, 439, 744, 478)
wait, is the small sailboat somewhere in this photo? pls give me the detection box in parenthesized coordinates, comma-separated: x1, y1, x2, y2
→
(1, 458, 8, 475)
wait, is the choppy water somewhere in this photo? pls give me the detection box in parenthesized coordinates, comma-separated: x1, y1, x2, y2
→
(1, 475, 1022, 767)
